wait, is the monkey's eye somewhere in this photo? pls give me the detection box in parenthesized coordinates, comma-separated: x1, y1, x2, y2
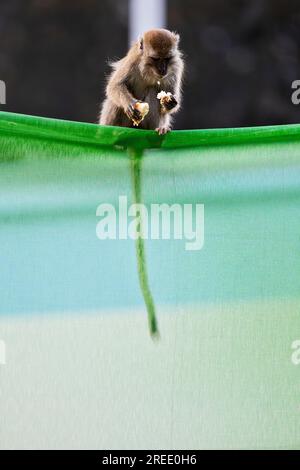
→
(150, 57, 160, 62)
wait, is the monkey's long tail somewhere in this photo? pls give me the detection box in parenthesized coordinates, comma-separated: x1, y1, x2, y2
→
(129, 147, 159, 338)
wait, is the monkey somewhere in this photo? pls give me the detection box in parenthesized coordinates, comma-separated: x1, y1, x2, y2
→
(99, 29, 184, 135)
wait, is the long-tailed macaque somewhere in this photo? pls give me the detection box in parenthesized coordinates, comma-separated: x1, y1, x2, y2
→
(99, 29, 184, 135)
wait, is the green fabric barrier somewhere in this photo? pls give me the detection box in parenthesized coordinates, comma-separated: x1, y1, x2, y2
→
(1, 111, 300, 449)
(1, 110, 300, 149)
(2, 110, 300, 334)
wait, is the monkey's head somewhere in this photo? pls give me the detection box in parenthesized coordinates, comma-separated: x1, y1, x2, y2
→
(139, 29, 180, 82)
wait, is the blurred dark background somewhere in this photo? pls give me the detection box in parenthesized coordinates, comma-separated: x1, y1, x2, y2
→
(1, 0, 300, 129)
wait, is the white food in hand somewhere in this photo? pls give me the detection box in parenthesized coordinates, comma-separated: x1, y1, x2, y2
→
(157, 91, 172, 101)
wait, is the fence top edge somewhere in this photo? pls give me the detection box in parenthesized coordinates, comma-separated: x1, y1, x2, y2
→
(1, 111, 300, 150)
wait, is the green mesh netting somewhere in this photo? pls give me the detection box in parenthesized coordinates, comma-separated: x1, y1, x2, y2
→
(1, 111, 300, 449)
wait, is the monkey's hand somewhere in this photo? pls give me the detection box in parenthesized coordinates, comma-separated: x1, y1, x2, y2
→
(157, 91, 178, 113)
(126, 100, 142, 122)
(162, 94, 178, 112)
(126, 100, 149, 126)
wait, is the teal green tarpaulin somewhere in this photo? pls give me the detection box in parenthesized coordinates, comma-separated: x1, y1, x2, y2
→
(0, 111, 300, 449)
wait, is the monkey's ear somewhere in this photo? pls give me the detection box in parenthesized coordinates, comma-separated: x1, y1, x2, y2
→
(139, 37, 144, 51)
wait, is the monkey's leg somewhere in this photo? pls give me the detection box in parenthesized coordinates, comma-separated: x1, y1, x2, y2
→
(129, 147, 159, 338)
(99, 99, 133, 128)
(99, 99, 118, 125)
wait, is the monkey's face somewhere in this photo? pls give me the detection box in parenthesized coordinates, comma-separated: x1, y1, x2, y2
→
(147, 56, 172, 78)
(139, 29, 180, 83)
(140, 49, 178, 83)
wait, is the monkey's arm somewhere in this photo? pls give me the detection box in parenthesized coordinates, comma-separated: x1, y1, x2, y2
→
(156, 112, 172, 135)
(106, 64, 142, 121)
(161, 59, 184, 114)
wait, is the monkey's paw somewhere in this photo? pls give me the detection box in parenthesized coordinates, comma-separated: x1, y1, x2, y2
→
(126, 101, 143, 123)
(163, 94, 178, 111)
(157, 92, 178, 112)
(156, 126, 171, 136)
(126, 101, 149, 126)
